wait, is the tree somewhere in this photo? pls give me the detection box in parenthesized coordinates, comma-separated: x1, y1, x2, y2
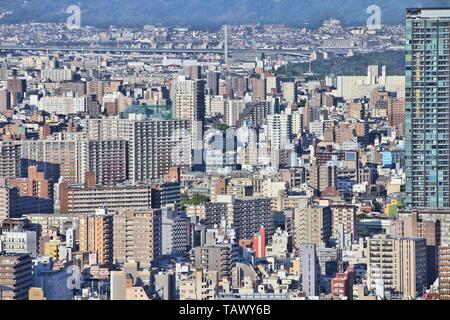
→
(180, 193, 211, 209)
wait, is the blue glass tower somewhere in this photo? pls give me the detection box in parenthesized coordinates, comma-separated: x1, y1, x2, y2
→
(405, 8, 450, 209)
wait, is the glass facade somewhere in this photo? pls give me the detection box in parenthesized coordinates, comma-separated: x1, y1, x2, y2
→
(405, 8, 450, 209)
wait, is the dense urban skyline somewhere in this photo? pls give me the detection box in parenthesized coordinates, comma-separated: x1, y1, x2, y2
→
(0, 4, 449, 305)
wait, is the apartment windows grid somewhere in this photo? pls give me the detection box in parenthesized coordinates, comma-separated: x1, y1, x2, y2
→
(405, 8, 450, 209)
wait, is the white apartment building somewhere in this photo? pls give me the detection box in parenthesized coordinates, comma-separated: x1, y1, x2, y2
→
(267, 113, 294, 150)
(333, 65, 405, 100)
(38, 95, 86, 115)
(41, 68, 73, 82)
(0, 231, 37, 258)
(81, 117, 191, 182)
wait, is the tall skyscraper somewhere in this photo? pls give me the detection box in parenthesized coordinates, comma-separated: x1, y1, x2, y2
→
(171, 76, 206, 153)
(405, 8, 450, 209)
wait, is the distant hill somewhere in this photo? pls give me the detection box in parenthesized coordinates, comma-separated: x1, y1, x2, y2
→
(0, 0, 448, 28)
(276, 51, 406, 78)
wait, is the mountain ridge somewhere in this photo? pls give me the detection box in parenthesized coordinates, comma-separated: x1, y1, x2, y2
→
(0, 0, 448, 28)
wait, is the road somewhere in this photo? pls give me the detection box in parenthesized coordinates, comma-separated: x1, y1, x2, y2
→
(0, 45, 311, 58)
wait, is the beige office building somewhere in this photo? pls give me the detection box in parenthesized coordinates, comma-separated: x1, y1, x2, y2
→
(309, 162, 337, 193)
(331, 204, 356, 238)
(367, 235, 427, 299)
(282, 82, 296, 103)
(294, 205, 332, 248)
(59, 184, 153, 215)
(113, 210, 162, 268)
(78, 212, 113, 265)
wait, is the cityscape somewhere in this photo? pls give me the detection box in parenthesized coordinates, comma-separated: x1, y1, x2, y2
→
(0, 2, 449, 304)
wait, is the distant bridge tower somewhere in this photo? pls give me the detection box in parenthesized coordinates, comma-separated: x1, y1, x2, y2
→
(224, 25, 229, 66)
